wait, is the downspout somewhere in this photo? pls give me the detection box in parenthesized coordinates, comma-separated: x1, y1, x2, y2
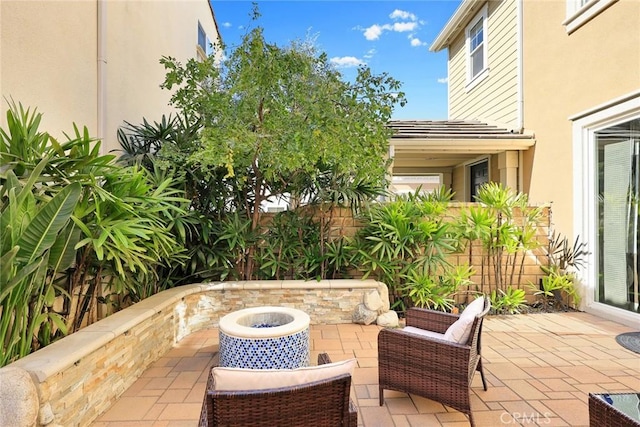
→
(516, 0, 524, 193)
(516, 0, 523, 132)
(97, 0, 107, 152)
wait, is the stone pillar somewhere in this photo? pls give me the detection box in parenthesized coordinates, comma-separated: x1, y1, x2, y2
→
(498, 151, 519, 191)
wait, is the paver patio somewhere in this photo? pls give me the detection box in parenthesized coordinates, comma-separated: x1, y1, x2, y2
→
(92, 312, 639, 427)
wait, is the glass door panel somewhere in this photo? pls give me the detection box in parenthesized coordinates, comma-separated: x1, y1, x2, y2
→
(596, 118, 640, 312)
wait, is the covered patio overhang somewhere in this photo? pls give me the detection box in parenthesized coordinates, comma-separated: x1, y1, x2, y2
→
(387, 120, 536, 199)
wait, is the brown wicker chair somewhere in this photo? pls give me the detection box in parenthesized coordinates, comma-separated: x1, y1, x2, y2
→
(199, 353, 357, 426)
(378, 297, 491, 427)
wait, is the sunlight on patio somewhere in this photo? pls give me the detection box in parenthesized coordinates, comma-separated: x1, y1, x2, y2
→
(92, 312, 639, 427)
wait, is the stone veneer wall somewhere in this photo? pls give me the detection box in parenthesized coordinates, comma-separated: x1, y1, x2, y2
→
(3, 279, 382, 427)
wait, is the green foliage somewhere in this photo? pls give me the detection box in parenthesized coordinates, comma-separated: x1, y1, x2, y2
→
(457, 182, 545, 295)
(533, 266, 581, 310)
(1, 103, 190, 364)
(401, 264, 474, 311)
(546, 231, 589, 272)
(351, 187, 468, 313)
(490, 287, 527, 314)
(0, 161, 80, 366)
(123, 10, 405, 282)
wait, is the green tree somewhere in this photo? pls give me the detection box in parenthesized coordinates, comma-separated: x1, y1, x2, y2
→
(159, 11, 405, 279)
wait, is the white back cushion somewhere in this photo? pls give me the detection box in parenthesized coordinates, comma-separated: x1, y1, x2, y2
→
(212, 358, 357, 391)
(443, 296, 485, 344)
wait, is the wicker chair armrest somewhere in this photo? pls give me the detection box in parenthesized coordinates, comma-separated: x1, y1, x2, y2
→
(379, 328, 471, 374)
(405, 307, 459, 334)
(318, 352, 331, 366)
(317, 352, 358, 427)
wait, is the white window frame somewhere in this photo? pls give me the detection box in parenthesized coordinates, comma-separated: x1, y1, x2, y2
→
(465, 4, 489, 91)
(197, 22, 207, 60)
(563, 0, 618, 34)
(390, 175, 443, 196)
(572, 91, 640, 327)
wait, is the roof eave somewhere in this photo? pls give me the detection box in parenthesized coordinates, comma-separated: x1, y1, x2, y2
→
(429, 0, 480, 52)
(390, 138, 536, 152)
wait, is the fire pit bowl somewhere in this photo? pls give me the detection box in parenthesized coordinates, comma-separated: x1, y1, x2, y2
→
(218, 306, 310, 369)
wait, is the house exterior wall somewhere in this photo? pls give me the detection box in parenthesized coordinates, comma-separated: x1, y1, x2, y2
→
(521, 0, 640, 237)
(1, 1, 99, 137)
(103, 0, 219, 154)
(448, 0, 519, 129)
(0, 0, 219, 155)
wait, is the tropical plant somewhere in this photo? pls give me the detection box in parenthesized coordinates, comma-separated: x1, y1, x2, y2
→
(546, 231, 589, 273)
(458, 182, 545, 295)
(401, 264, 474, 312)
(0, 158, 81, 366)
(1, 102, 189, 348)
(490, 286, 528, 314)
(351, 187, 467, 313)
(532, 266, 580, 310)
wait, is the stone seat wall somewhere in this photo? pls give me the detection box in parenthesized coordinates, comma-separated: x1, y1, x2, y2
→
(1, 279, 390, 427)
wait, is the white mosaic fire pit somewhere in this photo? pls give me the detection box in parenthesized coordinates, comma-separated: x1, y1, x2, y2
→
(218, 306, 310, 369)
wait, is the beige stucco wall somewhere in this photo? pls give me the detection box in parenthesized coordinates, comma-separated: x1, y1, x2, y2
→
(103, 0, 219, 154)
(0, 0, 219, 155)
(448, 0, 520, 129)
(521, 0, 640, 237)
(1, 1, 98, 138)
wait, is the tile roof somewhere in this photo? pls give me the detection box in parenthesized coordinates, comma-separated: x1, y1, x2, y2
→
(388, 120, 535, 140)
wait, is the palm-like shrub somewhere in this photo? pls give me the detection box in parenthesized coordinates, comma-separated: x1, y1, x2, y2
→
(0, 103, 189, 365)
(352, 187, 471, 313)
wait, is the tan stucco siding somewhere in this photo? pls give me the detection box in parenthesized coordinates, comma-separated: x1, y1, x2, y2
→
(451, 164, 465, 200)
(448, 0, 519, 129)
(1, 1, 98, 138)
(103, 0, 220, 154)
(522, 0, 640, 237)
(1, 1, 219, 156)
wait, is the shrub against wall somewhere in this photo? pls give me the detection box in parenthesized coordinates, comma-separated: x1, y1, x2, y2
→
(0, 103, 188, 366)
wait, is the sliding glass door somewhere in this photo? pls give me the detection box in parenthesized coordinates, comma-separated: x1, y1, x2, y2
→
(596, 118, 639, 312)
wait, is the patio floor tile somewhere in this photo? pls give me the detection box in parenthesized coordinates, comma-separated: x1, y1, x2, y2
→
(92, 312, 639, 427)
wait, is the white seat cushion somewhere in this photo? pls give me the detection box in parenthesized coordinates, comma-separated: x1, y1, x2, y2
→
(212, 358, 357, 391)
(402, 326, 448, 341)
(443, 296, 485, 344)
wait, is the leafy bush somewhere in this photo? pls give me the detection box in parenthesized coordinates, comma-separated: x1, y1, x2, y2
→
(490, 287, 528, 314)
(0, 103, 188, 365)
(351, 187, 469, 313)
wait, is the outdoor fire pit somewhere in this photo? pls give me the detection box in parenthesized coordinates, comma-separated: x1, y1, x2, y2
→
(218, 306, 310, 369)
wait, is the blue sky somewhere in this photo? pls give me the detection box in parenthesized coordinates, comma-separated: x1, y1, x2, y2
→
(211, 1, 462, 120)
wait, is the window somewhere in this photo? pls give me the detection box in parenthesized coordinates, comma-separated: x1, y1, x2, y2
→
(390, 175, 442, 196)
(197, 22, 207, 59)
(465, 4, 488, 89)
(563, 0, 618, 34)
(573, 92, 640, 322)
(469, 20, 484, 78)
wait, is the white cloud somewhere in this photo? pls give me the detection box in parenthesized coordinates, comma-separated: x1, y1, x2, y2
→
(222, 22, 232, 28)
(363, 24, 386, 41)
(330, 56, 365, 68)
(363, 48, 377, 59)
(393, 22, 417, 32)
(361, 9, 422, 45)
(437, 77, 449, 84)
(390, 9, 417, 21)
(409, 36, 427, 47)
